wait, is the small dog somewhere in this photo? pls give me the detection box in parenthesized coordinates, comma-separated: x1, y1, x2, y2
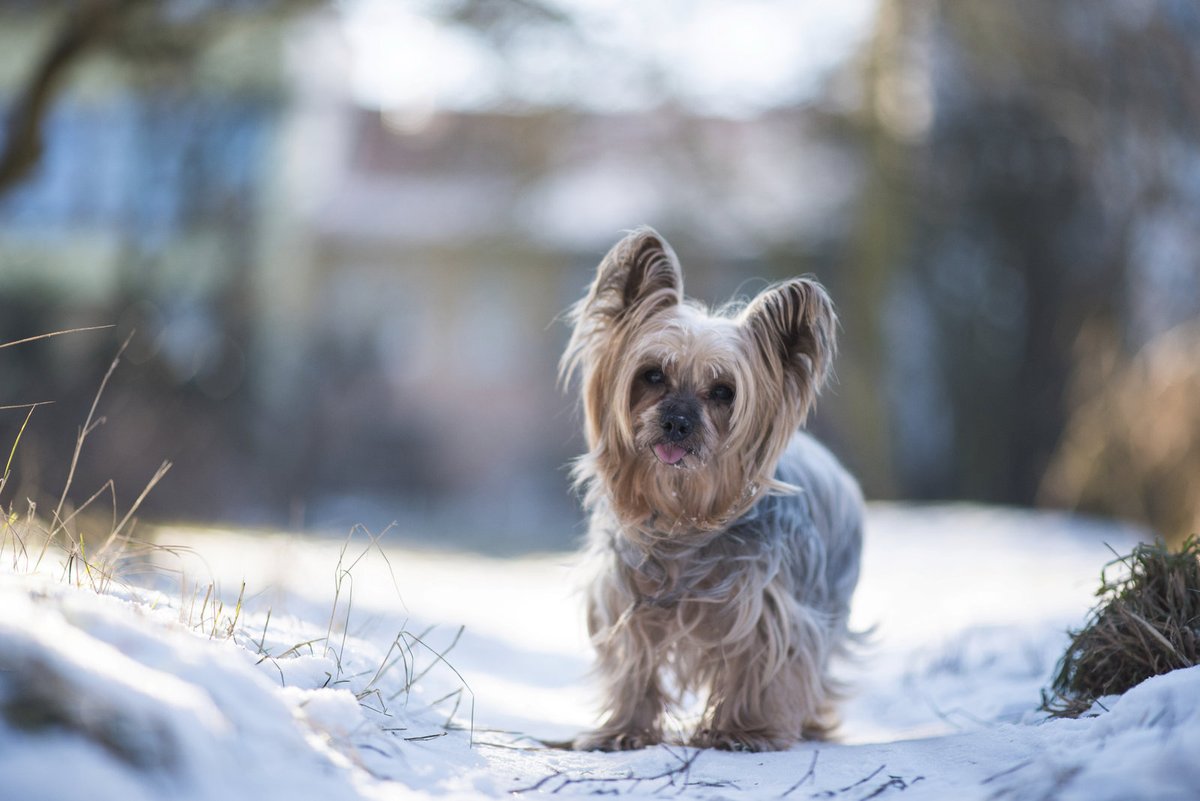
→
(562, 228, 864, 752)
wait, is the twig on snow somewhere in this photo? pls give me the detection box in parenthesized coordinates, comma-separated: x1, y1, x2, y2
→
(981, 759, 1033, 785)
(780, 748, 820, 797)
(812, 764, 885, 798)
(510, 747, 705, 796)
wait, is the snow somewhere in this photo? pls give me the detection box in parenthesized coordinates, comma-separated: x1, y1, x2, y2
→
(994, 666, 1200, 801)
(2, 504, 1198, 800)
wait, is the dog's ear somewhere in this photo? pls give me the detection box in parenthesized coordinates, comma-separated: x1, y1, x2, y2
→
(741, 278, 837, 404)
(560, 227, 681, 391)
(582, 227, 682, 323)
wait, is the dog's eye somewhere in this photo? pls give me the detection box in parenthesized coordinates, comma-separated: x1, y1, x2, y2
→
(710, 383, 735, 402)
(642, 368, 665, 385)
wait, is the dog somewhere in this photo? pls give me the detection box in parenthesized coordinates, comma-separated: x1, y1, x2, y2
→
(561, 227, 864, 752)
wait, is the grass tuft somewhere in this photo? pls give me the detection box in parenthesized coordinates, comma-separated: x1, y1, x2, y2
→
(2, 329, 156, 590)
(1045, 535, 1200, 716)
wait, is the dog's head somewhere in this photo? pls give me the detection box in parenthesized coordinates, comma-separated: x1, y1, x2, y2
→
(562, 227, 837, 531)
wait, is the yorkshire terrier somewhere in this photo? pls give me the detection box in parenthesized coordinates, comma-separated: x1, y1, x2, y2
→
(562, 228, 864, 752)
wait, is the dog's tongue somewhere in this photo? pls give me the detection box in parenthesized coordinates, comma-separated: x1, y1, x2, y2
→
(653, 443, 687, 465)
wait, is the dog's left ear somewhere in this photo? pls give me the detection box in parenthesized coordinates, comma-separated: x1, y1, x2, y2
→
(580, 227, 682, 324)
(741, 278, 837, 405)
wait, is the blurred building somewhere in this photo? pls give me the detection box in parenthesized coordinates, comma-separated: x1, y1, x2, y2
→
(244, 26, 866, 546)
(0, 7, 863, 550)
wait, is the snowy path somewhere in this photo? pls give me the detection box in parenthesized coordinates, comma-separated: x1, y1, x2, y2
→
(3, 505, 1198, 800)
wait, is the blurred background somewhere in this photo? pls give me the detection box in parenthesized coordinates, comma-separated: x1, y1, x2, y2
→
(1, 0, 1197, 552)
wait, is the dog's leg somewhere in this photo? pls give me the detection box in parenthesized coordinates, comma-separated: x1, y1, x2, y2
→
(692, 604, 836, 752)
(692, 655, 793, 751)
(574, 607, 667, 751)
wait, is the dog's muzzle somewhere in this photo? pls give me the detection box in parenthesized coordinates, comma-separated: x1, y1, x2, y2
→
(654, 400, 698, 465)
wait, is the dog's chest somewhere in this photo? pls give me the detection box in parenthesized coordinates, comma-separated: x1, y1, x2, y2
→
(622, 535, 774, 610)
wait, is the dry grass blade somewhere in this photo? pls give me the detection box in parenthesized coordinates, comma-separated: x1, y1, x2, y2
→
(52, 333, 131, 518)
(399, 628, 476, 745)
(36, 333, 133, 569)
(406, 625, 465, 690)
(104, 460, 172, 547)
(3, 404, 41, 490)
(0, 400, 55, 412)
(0, 324, 114, 351)
(1045, 536, 1200, 716)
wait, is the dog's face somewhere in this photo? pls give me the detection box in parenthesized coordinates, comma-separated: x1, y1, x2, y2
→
(563, 228, 837, 531)
(624, 305, 740, 472)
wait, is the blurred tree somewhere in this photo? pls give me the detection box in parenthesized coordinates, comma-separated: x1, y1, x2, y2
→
(1042, 322, 1200, 547)
(0, 0, 584, 536)
(0, 0, 327, 199)
(833, 0, 916, 497)
(860, 0, 1200, 512)
(0, 0, 578, 200)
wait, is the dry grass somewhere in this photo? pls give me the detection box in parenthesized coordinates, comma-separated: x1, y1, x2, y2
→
(263, 523, 476, 742)
(3, 328, 474, 745)
(1045, 536, 1200, 716)
(1, 333, 170, 595)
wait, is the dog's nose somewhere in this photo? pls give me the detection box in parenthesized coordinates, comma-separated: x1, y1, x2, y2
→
(661, 413, 693, 442)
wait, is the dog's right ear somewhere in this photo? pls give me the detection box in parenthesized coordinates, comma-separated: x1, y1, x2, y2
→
(560, 227, 681, 395)
(740, 277, 837, 420)
(581, 227, 682, 324)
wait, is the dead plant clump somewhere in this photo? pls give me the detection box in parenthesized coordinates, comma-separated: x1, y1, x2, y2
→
(1046, 535, 1200, 717)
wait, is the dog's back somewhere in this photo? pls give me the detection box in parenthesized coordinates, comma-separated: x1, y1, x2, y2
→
(730, 431, 863, 641)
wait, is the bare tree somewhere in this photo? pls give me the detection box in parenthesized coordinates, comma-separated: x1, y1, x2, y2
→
(0, 0, 327, 199)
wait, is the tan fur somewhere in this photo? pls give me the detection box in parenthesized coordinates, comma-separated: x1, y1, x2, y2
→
(563, 227, 862, 752)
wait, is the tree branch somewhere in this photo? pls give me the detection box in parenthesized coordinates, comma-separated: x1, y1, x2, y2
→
(0, 0, 148, 197)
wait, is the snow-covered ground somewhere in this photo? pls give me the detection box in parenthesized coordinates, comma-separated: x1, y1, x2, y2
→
(3, 504, 1199, 800)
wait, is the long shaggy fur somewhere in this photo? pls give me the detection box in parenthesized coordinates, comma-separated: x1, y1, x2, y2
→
(563, 227, 864, 752)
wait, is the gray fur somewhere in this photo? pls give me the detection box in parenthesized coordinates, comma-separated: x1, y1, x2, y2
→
(566, 228, 864, 752)
(577, 433, 864, 752)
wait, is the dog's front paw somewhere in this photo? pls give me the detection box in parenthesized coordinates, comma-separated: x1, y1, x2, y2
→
(690, 728, 791, 752)
(573, 728, 662, 751)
